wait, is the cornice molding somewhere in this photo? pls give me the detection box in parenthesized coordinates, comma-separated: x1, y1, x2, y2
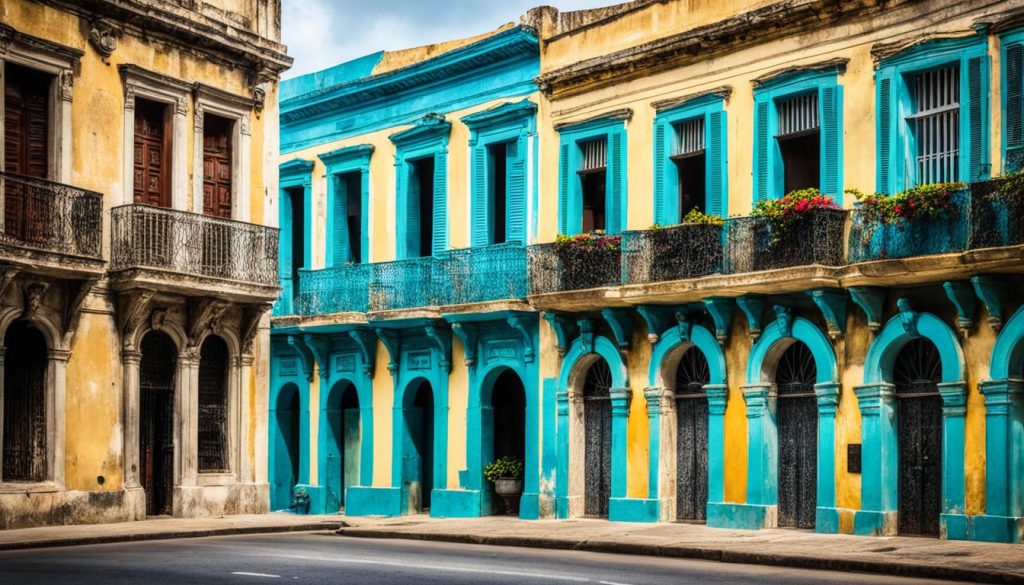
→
(652, 85, 732, 112)
(279, 158, 315, 178)
(974, 6, 1024, 34)
(390, 114, 452, 149)
(461, 99, 538, 130)
(554, 107, 632, 132)
(871, 30, 982, 66)
(0, 22, 85, 65)
(751, 57, 848, 88)
(318, 144, 375, 169)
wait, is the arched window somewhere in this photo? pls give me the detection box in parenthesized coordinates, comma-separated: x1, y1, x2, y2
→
(198, 336, 229, 473)
(2, 321, 48, 482)
(674, 347, 710, 522)
(582, 358, 612, 518)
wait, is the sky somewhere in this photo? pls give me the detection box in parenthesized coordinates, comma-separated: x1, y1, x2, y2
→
(281, 0, 619, 79)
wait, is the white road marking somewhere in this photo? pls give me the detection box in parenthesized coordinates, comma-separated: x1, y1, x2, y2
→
(599, 581, 634, 585)
(230, 572, 281, 578)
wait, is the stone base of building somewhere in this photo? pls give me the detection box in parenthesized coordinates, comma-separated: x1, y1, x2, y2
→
(554, 494, 583, 519)
(853, 509, 898, 536)
(815, 506, 843, 533)
(431, 489, 484, 517)
(172, 482, 269, 518)
(0, 487, 140, 529)
(962, 514, 1024, 543)
(344, 486, 402, 516)
(608, 497, 661, 522)
(706, 502, 776, 529)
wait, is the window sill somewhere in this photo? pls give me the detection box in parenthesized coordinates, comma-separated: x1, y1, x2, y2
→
(197, 472, 237, 486)
(0, 481, 60, 495)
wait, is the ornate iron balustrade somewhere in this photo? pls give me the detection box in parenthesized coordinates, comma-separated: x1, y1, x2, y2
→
(110, 204, 279, 286)
(528, 239, 622, 295)
(436, 243, 528, 306)
(725, 209, 847, 273)
(848, 189, 970, 262)
(968, 179, 1024, 250)
(0, 171, 103, 260)
(622, 223, 724, 285)
(295, 263, 371, 314)
(369, 256, 437, 311)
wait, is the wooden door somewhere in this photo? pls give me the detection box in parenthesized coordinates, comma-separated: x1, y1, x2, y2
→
(133, 99, 170, 208)
(583, 359, 612, 518)
(895, 338, 943, 536)
(4, 63, 50, 244)
(139, 332, 177, 516)
(202, 115, 232, 218)
(776, 342, 818, 529)
(675, 347, 709, 522)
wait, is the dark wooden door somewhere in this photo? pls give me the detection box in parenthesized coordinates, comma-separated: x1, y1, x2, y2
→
(675, 347, 709, 522)
(139, 332, 177, 516)
(895, 338, 943, 537)
(133, 99, 170, 208)
(776, 342, 818, 529)
(4, 63, 50, 244)
(2, 321, 47, 482)
(583, 358, 612, 518)
(202, 115, 232, 218)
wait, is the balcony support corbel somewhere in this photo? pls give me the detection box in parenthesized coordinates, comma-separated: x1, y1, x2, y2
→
(187, 297, 229, 348)
(636, 305, 674, 343)
(601, 308, 634, 353)
(62, 277, 99, 349)
(451, 322, 479, 369)
(240, 303, 271, 355)
(942, 281, 977, 337)
(702, 297, 733, 346)
(506, 315, 535, 363)
(118, 288, 155, 348)
(543, 312, 578, 357)
(577, 317, 598, 355)
(349, 328, 377, 377)
(735, 295, 765, 341)
(301, 333, 331, 380)
(807, 289, 847, 341)
(971, 275, 1012, 333)
(849, 287, 886, 335)
(424, 322, 452, 373)
(0, 267, 21, 298)
(373, 328, 401, 375)
(285, 334, 315, 382)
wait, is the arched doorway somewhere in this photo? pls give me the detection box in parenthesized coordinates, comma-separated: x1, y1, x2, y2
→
(197, 336, 229, 473)
(674, 346, 709, 522)
(404, 380, 434, 513)
(894, 338, 943, 536)
(583, 358, 612, 518)
(489, 369, 525, 515)
(776, 341, 818, 529)
(324, 381, 360, 513)
(2, 320, 47, 482)
(139, 331, 177, 516)
(271, 383, 300, 511)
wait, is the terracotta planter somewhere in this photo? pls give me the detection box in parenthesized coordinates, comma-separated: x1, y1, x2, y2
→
(493, 478, 523, 516)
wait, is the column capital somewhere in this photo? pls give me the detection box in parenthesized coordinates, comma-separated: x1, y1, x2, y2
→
(979, 378, 1024, 410)
(853, 383, 895, 415)
(609, 387, 632, 417)
(741, 384, 774, 418)
(48, 349, 71, 363)
(705, 384, 728, 415)
(938, 381, 968, 416)
(555, 390, 570, 416)
(121, 349, 142, 365)
(643, 386, 674, 417)
(814, 381, 841, 414)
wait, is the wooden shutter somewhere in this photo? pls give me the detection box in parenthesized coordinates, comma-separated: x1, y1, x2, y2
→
(753, 97, 770, 201)
(133, 100, 169, 208)
(332, 174, 350, 264)
(877, 73, 894, 193)
(820, 86, 842, 198)
(202, 115, 233, 218)
(432, 152, 448, 255)
(506, 136, 527, 244)
(967, 55, 987, 181)
(653, 120, 667, 224)
(403, 162, 419, 259)
(707, 111, 727, 217)
(1007, 42, 1024, 173)
(607, 130, 624, 234)
(470, 143, 488, 247)
(558, 142, 569, 234)
(4, 65, 50, 178)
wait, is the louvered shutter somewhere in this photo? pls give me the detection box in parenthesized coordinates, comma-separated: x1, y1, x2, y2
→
(876, 72, 894, 193)
(820, 85, 842, 198)
(754, 96, 770, 201)
(1008, 42, 1024, 173)
(707, 111, 727, 217)
(332, 174, 350, 265)
(506, 136, 527, 244)
(967, 55, 988, 181)
(403, 162, 419, 259)
(470, 144, 489, 246)
(653, 120, 667, 224)
(607, 130, 624, 234)
(432, 153, 448, 255)
(558, 142, 569, 234)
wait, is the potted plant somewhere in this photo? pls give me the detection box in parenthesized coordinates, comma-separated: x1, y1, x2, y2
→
(750, 188, 842, 268)
(483, 455, 524, 515)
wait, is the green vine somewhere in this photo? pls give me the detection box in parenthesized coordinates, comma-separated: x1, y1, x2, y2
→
(483, 456, 523, 482)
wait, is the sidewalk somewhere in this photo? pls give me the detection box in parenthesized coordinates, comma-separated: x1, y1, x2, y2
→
(0, 513, 342, 551)
(336, 515, 1024, 584)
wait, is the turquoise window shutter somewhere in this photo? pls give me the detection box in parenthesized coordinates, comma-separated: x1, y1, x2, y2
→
(1008, 42, 1024, 172)
(558, 142, 569, 235)
(707, 110, 727, 217)
(332, 174, 350, 265)
(404, 162, 419, 259)
(820, 85, 843, 200)
(967, 55, 989, 181)
(432, 153, 448, 255)
(470, 144, 489, 247)
(876, 72, 894, 194)
(653, 120, 667, 224)
(753, 97, 770, 202)
(506, 136, 527, 244)
(607, 130, 625, 234)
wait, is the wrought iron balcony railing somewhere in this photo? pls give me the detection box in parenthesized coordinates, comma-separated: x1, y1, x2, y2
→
(369, 256, 437, 312)
(436, 243, 528, 306)
(528, 238, 622, 295)
(622, 223, 724, 285)
(725, 209, 847, 273)
(0, 171, 103, 260)
(110, 204, 279, 287)
(294, 263, 371, 314)
(968, 178, 1024, 250)
(848, 189, 970, 262)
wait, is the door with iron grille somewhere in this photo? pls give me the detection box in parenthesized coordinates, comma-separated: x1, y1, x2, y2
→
(895, 338, 943, 536)
(675, 346, 709, 522)
(2, 321, 47, 482)
(583, 358, 612, 518)
(776, 341, 818, 529)
(139, 331, 177, 516)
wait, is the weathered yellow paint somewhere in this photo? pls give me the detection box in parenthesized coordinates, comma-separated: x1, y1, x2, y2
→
(308, 368, 320, 485)
(625, 326, 651, 499)
(962, 315, 995, 517)
(448, 341, 469, 488)
(371, 340, 394, 487)
(373, 24, 516, 76)
(723, 318, 749, 503)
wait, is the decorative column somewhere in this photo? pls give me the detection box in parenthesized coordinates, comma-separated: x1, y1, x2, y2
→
(742, 384, 777, 526)
(814, 382, 841, 533)
(643, 386, 675, 521)
(938, 381, 968, 539)
(48, 348, 71, 489)
(705, 384, 728, 507)
(554, 390, 570, 518)
(179, 350, 201, 487)
(977, 379, 1024, 542)
(853, 383, 897, 535)
(609, 387, 632, 501)
(237, 354, 254, 485)
(122, 350, 142, 488)
(0, 348, 4, 476)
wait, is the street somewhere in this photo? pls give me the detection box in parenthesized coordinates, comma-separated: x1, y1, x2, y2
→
(0, 532, 963, 585)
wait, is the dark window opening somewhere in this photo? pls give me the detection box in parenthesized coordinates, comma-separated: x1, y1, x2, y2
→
(139, 331, 177, 516)
(409, 381, 435, 511)
(488, 142, 508, 245)
(340, 171, 363, 264)
(132, 98, 171, 208)
(197, 335, 229, 473)
(491, 369, 525, 462)
(2, 320, 47, 482)
(413, 157, 435, 257)
(579, 138, 607, 233)
(909, 65, 960, 185)
(673, 153, 706, 219)
(4, 62, 51, 179)
(286, 186, 305, 302)
(779, 132, 820, 194)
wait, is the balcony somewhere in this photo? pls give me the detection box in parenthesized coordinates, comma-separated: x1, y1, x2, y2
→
(0, 171, 104, 275)
(528, 236, 622, 296)
(369, 256, 437, 313)
(109, 204, 279, 302)
(622, 223, 724, 285)
(294, 263, 371, 315)
(848, 188, 970, 262)
(436, 243, 528, 307)
(725, 208, 847, 273)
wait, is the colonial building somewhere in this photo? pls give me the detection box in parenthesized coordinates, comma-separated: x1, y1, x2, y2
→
(0, 0, 289, 528)
(273, 0, 1024, 544)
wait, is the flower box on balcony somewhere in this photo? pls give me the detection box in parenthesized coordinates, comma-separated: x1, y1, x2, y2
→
(623, 213, 724, 285)
(528, 232, 622, 295)
(848, 183, 968, 262)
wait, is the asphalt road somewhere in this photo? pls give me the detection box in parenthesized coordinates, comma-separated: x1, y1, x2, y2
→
(0, 533, 962, 585)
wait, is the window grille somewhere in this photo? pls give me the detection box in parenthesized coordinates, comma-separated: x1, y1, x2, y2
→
(908, 65, 960, 184)
(776, 93, 819, 138)
(673, 118, 705, 157)
(580, 138, 607, 172)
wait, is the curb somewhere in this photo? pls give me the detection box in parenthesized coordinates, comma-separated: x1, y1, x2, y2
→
(0, 522, 342, 552)
(334, 528, 1016, 584)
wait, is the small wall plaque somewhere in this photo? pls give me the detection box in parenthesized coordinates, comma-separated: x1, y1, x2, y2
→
(847, 443, 862, 474)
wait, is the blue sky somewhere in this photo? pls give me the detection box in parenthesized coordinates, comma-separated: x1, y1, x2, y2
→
(281, 0, 618, 78)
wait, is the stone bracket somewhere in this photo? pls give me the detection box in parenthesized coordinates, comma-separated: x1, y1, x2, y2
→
(22, 281, 50, 322)
(674, 310, 692, 344)
(971, 275, 1012, 332)
(62, 277, 99, 349)
(896, 297, 920, 337)
(302, 333, 331, 380)
(117, 288, 155, 344)
(506, 315, 535, 363)
(849, 287, 886, 335)
(424, 322, 452, 373)
(349, 328, 377, 377)
(636, 306, 674, 342)
(773, 304, 794, 338)
(240, 303, 271, 355)
(702, 297, 733, 346)
(373, 328, 401, 374)
(735, 295, 765, 340)
(807, 289, 847, 341)
(187, 296, 229, 347)
(451, 322, 479, 369)
(601, 308, 634, 352)
(543, 312, 579, 357)
(286, 334, 315, 382)
(942, 281, 977, 337)
(0, 266, 21, 298)
(577, 318, 598, 355)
